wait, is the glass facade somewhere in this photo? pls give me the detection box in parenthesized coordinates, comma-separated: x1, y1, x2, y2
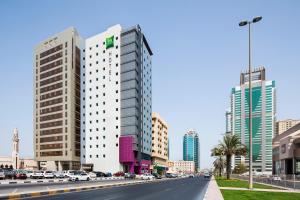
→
(183, 130, 199, 171)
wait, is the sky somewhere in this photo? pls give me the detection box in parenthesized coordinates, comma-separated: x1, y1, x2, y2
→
(0, 0, 299, 169)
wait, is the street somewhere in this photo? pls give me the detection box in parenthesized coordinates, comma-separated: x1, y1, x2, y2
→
(27, 177, 209, 200)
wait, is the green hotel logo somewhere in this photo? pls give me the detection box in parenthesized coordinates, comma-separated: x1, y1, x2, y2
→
(106, 36, 114, 49)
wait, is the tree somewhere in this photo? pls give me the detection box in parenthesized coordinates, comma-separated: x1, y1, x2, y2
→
(233, 163, 247, 174)
(0, 164, 3, 169)
(211, 147, 225, 177)
(219, 134, 247, 179)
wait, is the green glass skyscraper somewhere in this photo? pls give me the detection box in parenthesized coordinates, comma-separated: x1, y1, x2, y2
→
(231, 67, 276, 172)
(183, 130, 200, 171)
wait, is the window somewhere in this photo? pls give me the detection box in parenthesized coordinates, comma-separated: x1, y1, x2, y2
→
(103, 154, 106, 158)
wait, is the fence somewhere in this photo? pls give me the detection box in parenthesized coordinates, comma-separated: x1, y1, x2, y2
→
(232, 174, 300, 190)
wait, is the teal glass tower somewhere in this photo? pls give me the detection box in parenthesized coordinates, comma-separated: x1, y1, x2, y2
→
(231, 67, 276, 172)
(183, 130, 200, 171)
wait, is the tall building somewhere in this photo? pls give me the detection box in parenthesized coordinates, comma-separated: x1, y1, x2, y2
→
(183, 130, 200, 171)
(276, 119, 300, 136)
(151, 112, 169, 174)
(231, 67, 276, 172)
(34, 28, 82, 171)
(12, 128, 19, 169)
(81, 24, 152, 174)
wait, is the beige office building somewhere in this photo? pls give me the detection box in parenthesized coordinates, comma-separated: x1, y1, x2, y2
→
(276, 119, 300, 136)
(167, 160, 195, 174)
(34, 27, 82, 171)
(151, 112, 168, 174)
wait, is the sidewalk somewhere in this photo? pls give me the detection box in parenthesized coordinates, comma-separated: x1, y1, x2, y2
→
(203, 176, 224, 200)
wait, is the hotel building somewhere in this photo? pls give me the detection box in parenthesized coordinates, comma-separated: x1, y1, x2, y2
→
(34, 28, 82, 170)
(81, 24, 152, 174)
(183, 130, 200, 171)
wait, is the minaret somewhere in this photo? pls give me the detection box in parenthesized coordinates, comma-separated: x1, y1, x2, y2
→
(12, 128, 20, 169)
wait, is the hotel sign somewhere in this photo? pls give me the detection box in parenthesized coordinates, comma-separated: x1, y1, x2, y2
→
(106, 36, 114, 49)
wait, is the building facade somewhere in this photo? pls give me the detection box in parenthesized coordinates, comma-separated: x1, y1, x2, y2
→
(0, 129, 37, 170)
(225, 110, 232, 134)
(183, 130, 200, 171)
(231, 67, 276, 172)
(151, 112, 168, 174)
(81, 24, 152, 174)
(167, 160, 195, 174)
(272, 123, 300, 175)
(276, 119, 300, 136)
(34, 28, 82, 171)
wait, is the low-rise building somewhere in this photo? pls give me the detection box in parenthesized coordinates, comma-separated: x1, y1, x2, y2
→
(151, 112, 168, 174)
(276, 119, 300, 136)
(167, 160, 195, 174)
(272, 123, 300, 175)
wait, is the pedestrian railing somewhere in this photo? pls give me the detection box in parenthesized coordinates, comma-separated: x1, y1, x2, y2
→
(232, 174, 300, 190)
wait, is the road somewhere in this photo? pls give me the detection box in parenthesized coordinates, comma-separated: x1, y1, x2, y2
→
(28, 176, 209, 200)
(0, 179, 133, 194)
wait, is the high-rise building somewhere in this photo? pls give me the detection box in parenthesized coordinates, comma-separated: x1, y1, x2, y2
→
(231, 67, 276, 172)
(12, 128, 19, 169)
(151, 112, 169, 174)
(276, 119, 300, 136)
(34, 28, 82, 171)
(81, 24, 152, 174)
(183, 130, 200, 171)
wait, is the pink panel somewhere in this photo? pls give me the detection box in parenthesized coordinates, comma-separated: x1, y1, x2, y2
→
(119, 136, 134, 163)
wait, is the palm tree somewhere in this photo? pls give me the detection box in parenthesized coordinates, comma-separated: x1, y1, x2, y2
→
(211, 147, 225, 177)
(219, 134, 247, 179)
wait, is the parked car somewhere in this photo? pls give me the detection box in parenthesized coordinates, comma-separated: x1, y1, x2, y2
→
(105, 172, 112, 177)
(113, 171, 125, 177)
(141, 173, 154, 180)
(26, 170, 34, 179)
(272, 176, 281, 181)
(69, 172, 90, 181)
(63, 170, 76, 178)
(88, 172, 97, 179)
(189, 174, 195, 178)
(93, 171, 106, 177)
(43, 171, 54, 179)
(3, 169, 15, 179)
(0, 169, 5, 180)
(32, 171, 44, 179)
(53, 171, 65, 179)
(14, 172, 27, 179)
(152, 173, 162, 179)
(125, 172, 136, 179)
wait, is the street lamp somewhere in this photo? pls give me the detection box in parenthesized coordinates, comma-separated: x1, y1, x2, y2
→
(239, 16, 262, 190)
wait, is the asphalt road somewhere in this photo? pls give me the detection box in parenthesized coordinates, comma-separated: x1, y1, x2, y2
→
(0, 179, 134, 194)
(29, 176, 210, 200)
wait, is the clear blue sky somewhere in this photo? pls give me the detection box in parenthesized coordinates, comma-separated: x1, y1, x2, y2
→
(0, 0, 299, 169)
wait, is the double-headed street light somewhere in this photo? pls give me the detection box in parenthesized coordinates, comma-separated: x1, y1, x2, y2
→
(239, 16, 262, 190)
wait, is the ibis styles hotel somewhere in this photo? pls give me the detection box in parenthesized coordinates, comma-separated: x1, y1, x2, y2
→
(231, 67, 276, 172)
(81, 24, 153, 174)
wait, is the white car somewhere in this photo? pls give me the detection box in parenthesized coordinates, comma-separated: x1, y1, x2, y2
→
(69, 173, 90, 181)
(141, 173, 154, 180)
(26, 170, 34, 179)
(54, 171, 65, 178)
(32, 171, 44, 179)
(272, 176, 281, 181)
(63, 170, 76, 178)
(43, 171, 54, 179)
(88, 172, 97, 179)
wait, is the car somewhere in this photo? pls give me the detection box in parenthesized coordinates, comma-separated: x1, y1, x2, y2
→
(3, 169, 15, 179)
(53, 171, 65, 179)
(113, 171, 125, 177)
(69, 172, 90, 181)
(63, 170, 76, 178)
(32, 171, 44, 179)
(88, 172, 97, 179)
(26, 170, 34, 179)
(141, 173, 154, 180)
(204, 172, 210, 179)
(93, 171, 107, 177)
(165, 173, 177, 178)
(14, 172, 27, 179)
(43, 171, 54, 179)
(105, 172, 112, 177)
(189, 174, 195, 178)
(152, 173, 162, 179)
(272, 176, 281, 181)
(0, 169, 5, 180)
(125, 172, 136, 179)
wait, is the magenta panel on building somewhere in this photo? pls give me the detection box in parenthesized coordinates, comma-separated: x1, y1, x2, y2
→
(119, 136, 134, 163)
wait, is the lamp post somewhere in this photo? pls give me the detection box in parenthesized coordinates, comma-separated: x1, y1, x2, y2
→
(239, 16, 262, 189)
